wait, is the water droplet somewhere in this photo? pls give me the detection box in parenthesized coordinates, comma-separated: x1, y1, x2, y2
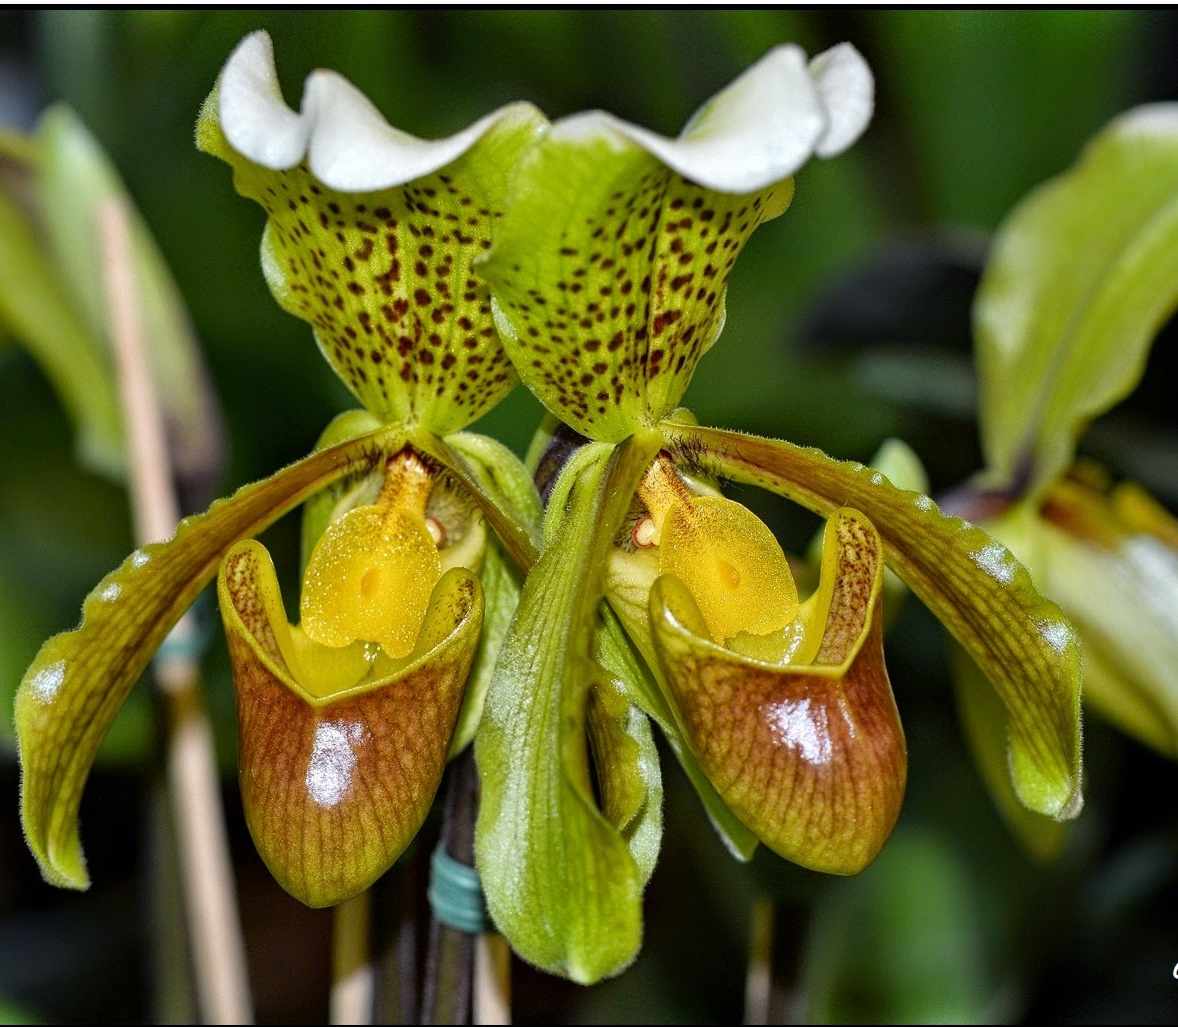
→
(29, 660, 66, 702)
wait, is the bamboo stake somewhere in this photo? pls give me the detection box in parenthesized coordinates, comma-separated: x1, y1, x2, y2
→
(99, 196, 253, 1025)
(331, 891, 375, 1024)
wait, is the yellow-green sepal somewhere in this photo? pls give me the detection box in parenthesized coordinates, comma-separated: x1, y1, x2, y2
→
(475, 432, 660, 983)
(196, 33, 548, 433)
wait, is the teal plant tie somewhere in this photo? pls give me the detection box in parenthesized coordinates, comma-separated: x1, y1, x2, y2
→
(428, 844, 493, 934)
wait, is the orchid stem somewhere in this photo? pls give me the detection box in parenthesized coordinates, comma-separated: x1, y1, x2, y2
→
(100, 196, 253, 1025)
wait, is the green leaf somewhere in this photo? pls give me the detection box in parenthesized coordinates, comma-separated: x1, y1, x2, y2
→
(15, 422, 408, 889)
(804, 826, 992, 1024)
(0, 175, 122, 477)
(661, 421, 1083, 822)
(474, 431, 660, 983)
(35, 106, 223, 491)
(974, 103, 1178, 496)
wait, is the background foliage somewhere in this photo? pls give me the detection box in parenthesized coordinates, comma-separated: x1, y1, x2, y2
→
(1, 8, 1176, 1023)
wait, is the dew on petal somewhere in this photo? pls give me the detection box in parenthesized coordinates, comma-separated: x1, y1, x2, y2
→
(130, 549, 150, 568)
(971, 541, 1015, 584)
(99, 582, 121, 602)
(1037, 618, 1073, 655)
(29, 660, 66, 703)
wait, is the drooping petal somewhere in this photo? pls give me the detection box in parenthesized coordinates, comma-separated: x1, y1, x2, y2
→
(475, 431, 661, 984)
(219, 542, 483, 908)
(950, 638, 1068, 862)
(479, 44, 871, 443)
(15, 422, 407, 889)
(660, 420, 1083, 822)
(651, 508, 904, 874)
(197, 30, 548, 432)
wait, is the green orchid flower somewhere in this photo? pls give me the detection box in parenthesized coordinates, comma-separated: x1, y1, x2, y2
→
(473, 42, 1083, 982)
(15, 29, 546, 909)
(940, 103, 1178, 854)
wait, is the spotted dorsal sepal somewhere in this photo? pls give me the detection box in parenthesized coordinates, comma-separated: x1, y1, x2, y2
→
(197, 30, 548, 433)
(479, 42, 872, 442)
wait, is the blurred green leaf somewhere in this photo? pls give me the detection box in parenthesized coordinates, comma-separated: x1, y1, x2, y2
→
(0, 158, 123, 476)
(874, 9, 1143, 229)
(35, 106, 223, 491)
(804, 827, 991, 1024)
(974, 104, 1178, 497)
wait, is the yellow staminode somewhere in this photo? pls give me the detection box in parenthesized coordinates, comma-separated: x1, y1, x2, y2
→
(639, 454, 798, 644)
(301, 449, 442, 658)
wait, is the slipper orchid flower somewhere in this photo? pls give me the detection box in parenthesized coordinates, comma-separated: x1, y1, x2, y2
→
(471, 42, 1083, 982)
(15, 29, 546, 908)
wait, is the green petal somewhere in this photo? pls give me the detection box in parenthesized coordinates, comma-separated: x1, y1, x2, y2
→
(661, 421, 1083, 821)
(15, 423, 407, 889)
(475, 432, 660, 983)
(197, 31, 547, 433)
(974, 103, 1178, 496)
(651, 508, 905, 874)
(480, 131, 792, 441)
(219, 544, 483, 908)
